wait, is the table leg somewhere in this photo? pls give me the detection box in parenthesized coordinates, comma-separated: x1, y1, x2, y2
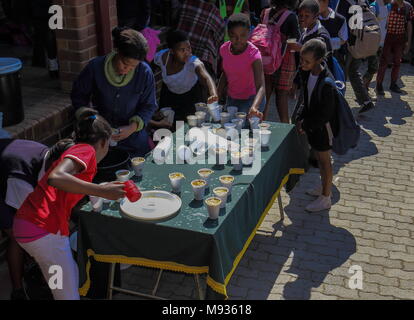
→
(152, 270, 163, 296)
(194, 274, 204, 300)
(278, 194, 284, 220)
(107, 263, 116, 300)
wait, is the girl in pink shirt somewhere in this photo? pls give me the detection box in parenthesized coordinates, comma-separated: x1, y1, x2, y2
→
(218, 13, 266, 119)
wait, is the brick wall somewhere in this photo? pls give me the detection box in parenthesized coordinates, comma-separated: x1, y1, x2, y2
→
(53, 0, 118, 92)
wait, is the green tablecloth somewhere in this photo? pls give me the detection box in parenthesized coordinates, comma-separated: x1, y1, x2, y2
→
(77, 122, 307, 299)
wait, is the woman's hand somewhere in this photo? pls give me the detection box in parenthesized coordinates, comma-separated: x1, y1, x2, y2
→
(296, 120, 305, 135)
(98, 181, 126, 200)
(248, 107, 263, 120)
(207, 95, 219, 104)
(112, 123, 137, 142)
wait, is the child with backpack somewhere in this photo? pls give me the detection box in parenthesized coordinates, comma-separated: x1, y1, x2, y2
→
(376, 0, 413, 95)
(260, 0, 300, 123)
(218, 13, 266, 118)
(296, 39, 339, 212)
(13, 109, 126, 300)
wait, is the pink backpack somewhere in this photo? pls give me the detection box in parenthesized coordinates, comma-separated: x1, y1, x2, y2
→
(249, 9, 291, 75)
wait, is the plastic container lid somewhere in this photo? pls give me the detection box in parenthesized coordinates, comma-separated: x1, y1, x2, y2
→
(0, 58, 22, 75)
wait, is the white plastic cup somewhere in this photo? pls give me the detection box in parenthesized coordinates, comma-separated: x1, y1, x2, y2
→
(208, 102, 221, 122)
(259, 122, 271, 130)
(187, 115, 198, 127)
(213, 187, 229, 209)
(260, 129, 272, 147)
(198, 168, 214, 187)
(90, 196, 103, 212)
(195, 102, 207, 112)
(110, 128, 119, 147)
(241, 147, 254, 166)
(227, 106, 238, 120)
(213, 147, 227, 165)
(219, 175, 235, 193)
(169, 172, 185, 193)
(231, 152, 243, 171)
(235, 112, 247, 128)
(131, 157, 145, 177)
(160, 107, 175, 125)
(231, 118, 243, 132)
(205, 197, 222, 219)
(195, 111, 207, 127)
(220, 112, 231, 125)
(192, 179, 207, 201)
(287, 38, 297, 53)
(116, 169, 132, 182)
(249, 117, 260, 130)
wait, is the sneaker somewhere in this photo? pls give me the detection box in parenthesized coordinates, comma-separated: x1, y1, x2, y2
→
(359, 102, 375, 114)
(10, 288, 28, 300)
(305, 195, 332, 212)
(306, 185, 322, 197)
(390, 83, 402, 94)
(376, 84, 385, 96)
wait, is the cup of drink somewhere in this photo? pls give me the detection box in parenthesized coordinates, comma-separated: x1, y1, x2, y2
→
(219, 175, 235, 193)
(260, 129, 272, 148)
(110, 128, 120, 147)
(195, 111, 207, 127)
(195, 102, 207, 113)
(201, 122, 212, 130)
(241, 147, 254, 166)
(231, 119, 243, 132)
(187, 115, 198, 128)
(205, 197, 222, 219)
(116, 169, 132, 182)
(124, 180, 142, 202)
(131, 157, 145, 177)
(197, 168, 214, 187)
(213, 147, 227, 165)
(89, 195, 103, 212)
(244, 138, 259, 149)
(220, 112, 230, 125)
(231, 151, 243, 171)
(226, 106, 238, 120)
(213, 187, 229, 209)
(207, 102, 221, 122)
(235, 112, 247, 128)
(169, 172, 185, 193)
(249, 116, 260, 130)
(191, 179, 207, 201)
(287, 38, 298, 53)
(259, 122, 271, 131)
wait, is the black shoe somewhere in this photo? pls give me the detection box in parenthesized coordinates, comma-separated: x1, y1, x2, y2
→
(376, 84, 385, 96)
(359, 102, 375, 114)
(10, 288, 28, 300)
(390, 83, 402, 94)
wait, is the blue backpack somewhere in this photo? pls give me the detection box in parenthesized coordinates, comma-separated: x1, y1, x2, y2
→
(318, 77, 360, 155)
(330, 56, 346, 96)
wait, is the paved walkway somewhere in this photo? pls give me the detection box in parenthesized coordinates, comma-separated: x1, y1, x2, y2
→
(116, 63, 414, 300)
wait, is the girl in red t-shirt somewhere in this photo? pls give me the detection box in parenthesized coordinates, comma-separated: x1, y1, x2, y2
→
(13, 108, 126, 300)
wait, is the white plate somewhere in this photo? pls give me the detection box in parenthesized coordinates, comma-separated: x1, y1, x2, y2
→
(120, 190, 182, 221)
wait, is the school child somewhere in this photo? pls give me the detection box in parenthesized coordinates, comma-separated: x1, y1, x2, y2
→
(13, 109, 126, 300)
(318, 0, 348, 68)
(154, 30, 218, 121)
(262, 0, 301, 123)
(296, 39, 339, 212)
(217, 13, 266, 119)
(376, 0, 413, 95)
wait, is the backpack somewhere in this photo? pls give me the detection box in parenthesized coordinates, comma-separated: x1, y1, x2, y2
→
(347, 1, 381, 59)
(329, 56, 346, 95)
(220, 0, 246, 41)
(250, 9, 291, 75)
(318, 77, 361, 155)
